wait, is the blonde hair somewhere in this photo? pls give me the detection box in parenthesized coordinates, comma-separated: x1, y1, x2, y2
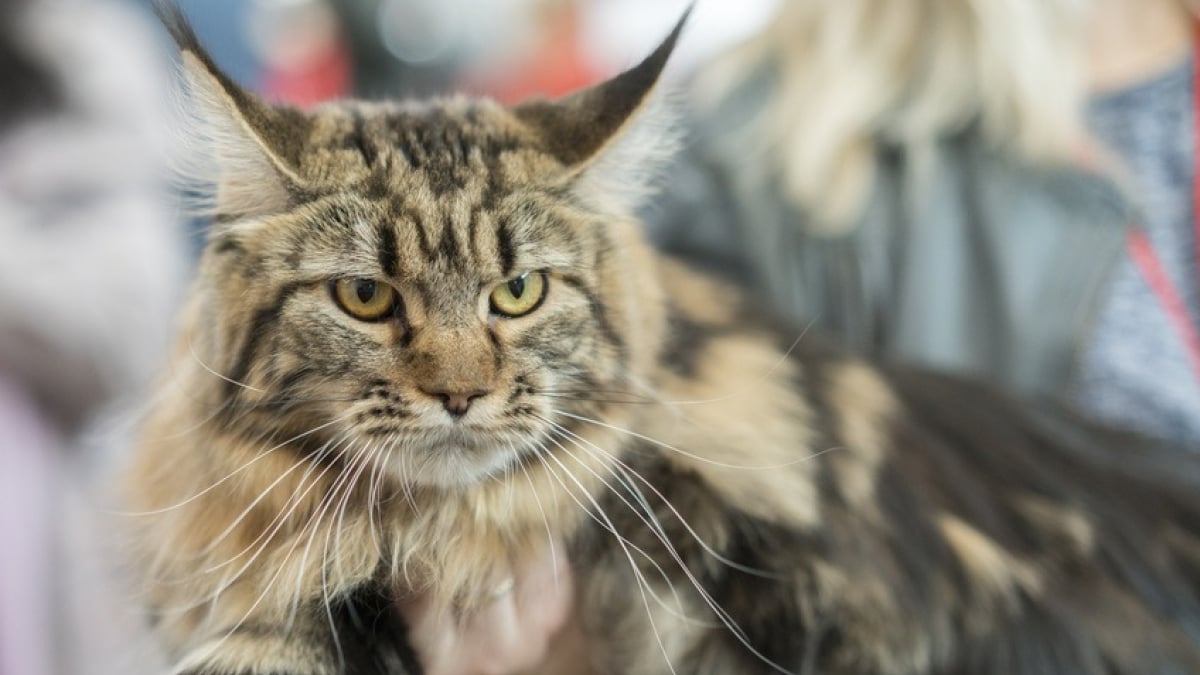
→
(697, 0, 1094, 230)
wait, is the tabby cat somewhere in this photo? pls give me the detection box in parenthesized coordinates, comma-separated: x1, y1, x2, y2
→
(125, 4, 1200, 674)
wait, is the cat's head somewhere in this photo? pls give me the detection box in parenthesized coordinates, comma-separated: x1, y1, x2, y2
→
(164, 4, 684, 487)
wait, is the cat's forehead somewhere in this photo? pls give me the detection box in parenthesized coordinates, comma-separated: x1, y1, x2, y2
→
(266, 99, 580, 281)
(235, 104, 570, 289)
(295, 98, 559, 200)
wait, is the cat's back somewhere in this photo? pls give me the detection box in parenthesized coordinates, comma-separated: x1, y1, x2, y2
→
(639, 257, 1200, 674)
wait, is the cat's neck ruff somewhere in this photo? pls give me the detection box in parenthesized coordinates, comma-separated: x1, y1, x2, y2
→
(378, 420, 631, 610)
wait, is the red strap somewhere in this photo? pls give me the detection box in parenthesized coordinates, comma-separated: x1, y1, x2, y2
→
(1194, 20, 1200, 289)
(1194, 19, 1200, 322)
(1123, 24, 1200, 385)
(1128, 229, 1200, 383)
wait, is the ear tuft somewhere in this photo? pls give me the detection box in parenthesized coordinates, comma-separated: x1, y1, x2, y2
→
(514, 6, 691, 168)
(571, 93, 681, 215)
(513, 6, 691, 213)
(153, 0, 210, 73)
(155, 0, 307, 221)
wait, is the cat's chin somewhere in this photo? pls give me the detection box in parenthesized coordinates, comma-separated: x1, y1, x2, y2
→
(387, 429, 529, 489)
(406, 453, 513, 489)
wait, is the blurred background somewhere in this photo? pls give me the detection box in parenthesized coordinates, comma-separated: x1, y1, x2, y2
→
(158, 0, 776, 106)
(2, 0, 1198, 673)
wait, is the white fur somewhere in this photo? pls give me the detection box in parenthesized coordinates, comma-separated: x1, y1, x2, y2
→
(166, 53, 296, 224)
(570, 91, 682, 217)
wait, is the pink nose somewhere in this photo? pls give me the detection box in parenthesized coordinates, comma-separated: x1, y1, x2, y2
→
(421, 389, 489, 418)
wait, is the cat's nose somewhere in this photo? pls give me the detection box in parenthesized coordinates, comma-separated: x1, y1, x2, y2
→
(422, 388, 490, 418)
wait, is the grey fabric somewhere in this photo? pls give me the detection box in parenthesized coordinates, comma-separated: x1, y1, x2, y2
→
(1075, 58, 1200, 444)
(645, 72, 1133, 407)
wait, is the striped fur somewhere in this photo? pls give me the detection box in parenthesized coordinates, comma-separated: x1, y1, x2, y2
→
(125, 4, 1200, 674)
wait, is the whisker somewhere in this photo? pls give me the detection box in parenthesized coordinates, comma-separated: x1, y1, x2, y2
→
(186, 334, 265, 394)
(510, 440, 560, 592)
(200, 435, 351, 576)
(282, 442, 353, 635)
(642, 317, 820, 407)
(195, 434, 348, 563)
(545, 417, 789, 580)
(542, 419, 799, 675)
(544, 432, 722, 629)
(529, 440, 683, 675)
(146, 440, 352, 619)
(322, 440, 377, 673)
(225, 395, 361, 413)
(172, 440, 361, 668)
(366, 440, 391, 560)
(554, 409, 824, 471)
(140, 440, 356, 618)
(136, 435, 358, 596)
(283, 439, 365, 638)
(113, 410, 357, 517)
(538, 393, 663, 406)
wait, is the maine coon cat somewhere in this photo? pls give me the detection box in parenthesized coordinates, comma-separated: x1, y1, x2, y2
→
(125, 4, 1200, 674)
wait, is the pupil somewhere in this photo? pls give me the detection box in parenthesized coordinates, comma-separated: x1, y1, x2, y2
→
(508, 275, 526, 298)
(355, 279, 376, 304)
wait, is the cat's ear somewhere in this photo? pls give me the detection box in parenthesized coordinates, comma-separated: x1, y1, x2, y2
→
(514, 8, 691, 213)
(155, 1, 308, 220)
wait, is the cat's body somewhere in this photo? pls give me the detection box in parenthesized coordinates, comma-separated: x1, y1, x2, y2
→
(126, 5, 1200, 674)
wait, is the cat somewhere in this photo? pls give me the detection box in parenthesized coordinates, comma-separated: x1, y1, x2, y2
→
(124, 3, 1200, 674)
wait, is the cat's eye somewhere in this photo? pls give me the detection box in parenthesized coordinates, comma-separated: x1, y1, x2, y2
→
(489, 272, 547, 318)
(331, 278, 399, 322)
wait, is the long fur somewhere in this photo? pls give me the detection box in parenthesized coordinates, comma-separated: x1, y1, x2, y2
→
(124, 4, 1200, 675)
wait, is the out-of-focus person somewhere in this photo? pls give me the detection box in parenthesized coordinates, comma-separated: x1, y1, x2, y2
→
(0, 0, 185, 673)
(459, 0, 606, 103)
(647, 0, 1200, 446)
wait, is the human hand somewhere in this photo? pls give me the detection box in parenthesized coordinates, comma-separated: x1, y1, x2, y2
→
(401, 543, 573, 675)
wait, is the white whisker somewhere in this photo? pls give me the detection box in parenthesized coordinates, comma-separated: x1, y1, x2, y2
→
(541, 433, 717, 629)
(322, 440, 376, 673)
(547, 417, 789, 580)
(179, 441, 361, 669)
(113, 410, 356, 517)
(554, 409, 820, 471)
(510, 440, 560, 592)
(654, 318, 818, 406)
(186, 334, 266, 394)
(529, 440, 682, 675)
(542, 419, 799, 675)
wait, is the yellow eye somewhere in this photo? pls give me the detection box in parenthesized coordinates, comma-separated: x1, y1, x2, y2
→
(489, 272, 547, 317)
(331, 278, 398, 321)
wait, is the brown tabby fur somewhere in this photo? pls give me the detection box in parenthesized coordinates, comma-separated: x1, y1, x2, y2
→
(125, 4, 1200, 674)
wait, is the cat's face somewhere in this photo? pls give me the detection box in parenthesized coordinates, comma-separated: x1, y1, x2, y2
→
(206, 103, 633, 486)
(176, 23, 680, 487)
